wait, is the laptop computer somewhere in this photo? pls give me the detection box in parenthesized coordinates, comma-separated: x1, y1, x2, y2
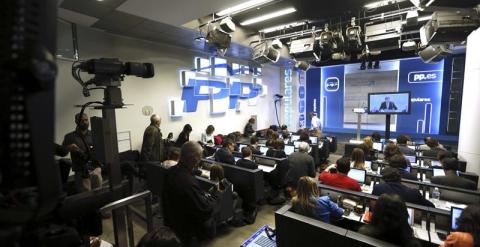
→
(408, 145, 416, 150)
(407, 208, 414, 226)
(347, 168, 366, 184)
(234, 157, 241, 162)
(451, 207, 464, 231)
(433, 168, 445, 177)
(309, 136, 318, 144)
(373, 142, 383, 152)
(405, 155, 417, 164)
(238, 144, 247, 150)
(431, 160, 442, 167)
(291, 135, 300, 142)
(259, 146, 269, 155)
(284, 145, 295, 156)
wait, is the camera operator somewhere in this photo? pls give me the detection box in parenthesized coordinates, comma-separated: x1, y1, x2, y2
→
(62, 113, 103, 192)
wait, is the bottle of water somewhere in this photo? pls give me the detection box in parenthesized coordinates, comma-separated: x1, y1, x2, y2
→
(431, 187, 441, 201)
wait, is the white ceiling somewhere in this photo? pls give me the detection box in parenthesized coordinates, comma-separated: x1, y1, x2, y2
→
(117, 0, 247, 27)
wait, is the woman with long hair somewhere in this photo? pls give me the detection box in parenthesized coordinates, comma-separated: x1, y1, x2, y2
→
(441, 204, 480, 247)
(351, 148, 366, 169)
(291, 176, 344, 223)
(175, 124, 192, 147)
(358, 194, 421, 247)
(201, 125, 215, 145)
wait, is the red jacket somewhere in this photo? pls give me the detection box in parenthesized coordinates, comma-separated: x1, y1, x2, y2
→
(318, 172, 361, 192)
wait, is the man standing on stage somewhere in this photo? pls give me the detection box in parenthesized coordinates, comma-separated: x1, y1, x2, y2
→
(141, 114, 164, 162)
(309, 112, 321, 130)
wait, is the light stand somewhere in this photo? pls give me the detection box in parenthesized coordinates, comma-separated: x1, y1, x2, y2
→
(274, 94, 283, 127)
(385, 114, 391, 141)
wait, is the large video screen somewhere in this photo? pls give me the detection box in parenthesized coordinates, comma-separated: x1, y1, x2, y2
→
(368, 92, 411, 114)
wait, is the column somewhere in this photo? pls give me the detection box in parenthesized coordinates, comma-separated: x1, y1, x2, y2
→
(458, 28, 480, 180)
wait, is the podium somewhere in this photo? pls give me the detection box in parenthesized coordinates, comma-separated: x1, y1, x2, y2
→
(352, 108, 367, 141)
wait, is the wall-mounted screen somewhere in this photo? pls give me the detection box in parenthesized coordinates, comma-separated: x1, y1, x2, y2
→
(368, 91, 411, 114)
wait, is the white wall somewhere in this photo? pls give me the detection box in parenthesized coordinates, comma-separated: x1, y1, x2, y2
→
(55, 25, 281, 151)
(458, 28, 480, 181)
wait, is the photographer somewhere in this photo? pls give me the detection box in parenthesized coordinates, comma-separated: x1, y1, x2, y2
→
(62, 113, 103, 192)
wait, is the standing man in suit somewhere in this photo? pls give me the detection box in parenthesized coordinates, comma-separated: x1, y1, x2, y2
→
(379, 96, 398, 111)
(141, 114, 164, 162)
(309, 112, 321, 130)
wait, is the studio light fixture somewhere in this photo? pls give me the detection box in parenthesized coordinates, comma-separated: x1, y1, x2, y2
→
(410, 0, 436, 10)
(216, 0, 273, 16)
(240, 7, 296, 26)
(259, 21, 306, 33)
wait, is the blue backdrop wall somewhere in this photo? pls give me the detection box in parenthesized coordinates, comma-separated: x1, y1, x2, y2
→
(306, 57, 457, 140)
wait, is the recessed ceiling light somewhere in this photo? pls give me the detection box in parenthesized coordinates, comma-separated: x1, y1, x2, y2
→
(240, 7, 296, 26)
(260, 21, 306, 33)
(217, 0, 273, 16)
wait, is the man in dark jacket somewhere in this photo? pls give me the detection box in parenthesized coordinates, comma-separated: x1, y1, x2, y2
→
(214, 139, 235, 165)
(384, 154, 418, 181)
(163, 141, 218, 245)
(141, 114, 164, 162)
(236, 147, 258, 170)
(373, 167, 434, 207)
(431, 158, 476, 190)
(62, 113, 102, 192)
(287, 142, 315, 188)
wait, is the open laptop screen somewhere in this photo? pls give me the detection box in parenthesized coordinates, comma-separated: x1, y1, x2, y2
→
(347, 168, 366, 184)
(284, 145, 295, 156)
(373, 142, 383, 152)
(451, 207, 464, 230)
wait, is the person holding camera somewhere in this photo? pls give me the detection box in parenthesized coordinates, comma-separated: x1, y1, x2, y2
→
(62, 113, 103, 192)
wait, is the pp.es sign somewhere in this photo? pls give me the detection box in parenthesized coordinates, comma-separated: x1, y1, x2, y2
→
(408, 70, 442, 83)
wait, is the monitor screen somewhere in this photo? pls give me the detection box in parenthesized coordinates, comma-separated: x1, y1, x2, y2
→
(368, 91, 411, 114)
(309, 136, 318, 144)
(238, 144, 247, 150)
(284, 145, 295, 156)
(431, 160, 442, 167)
(451, 207, 464, 230)
(293, 141, 301, 149)
(433, 168, 445, 177)
(407, 208, 414, 226)
(234, 157, 241, 162)
(291, 135, 300, 142)
(347, 168, 366, 184)
(372, 142, 383, 152)
(405, 155, 417, 164)
(259, 146, 269, 155)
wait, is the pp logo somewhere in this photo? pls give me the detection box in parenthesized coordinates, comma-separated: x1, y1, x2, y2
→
(408, 70, 442, 83)
(325, 77, 340, 92)
(299, 100, 305, 112)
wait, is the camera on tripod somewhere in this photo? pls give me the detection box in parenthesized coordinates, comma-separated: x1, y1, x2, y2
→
(72, 58, 154, 97)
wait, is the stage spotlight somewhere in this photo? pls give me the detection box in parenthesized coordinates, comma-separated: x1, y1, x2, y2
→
(374, 60, 380, 69)
(402, 40, 417, 51)
(206, 28, 232, 52)
(271, 39, 283, 49)
(418, 44, 451, 64)
(219, 17, 236, 33)
(252, 42, 280, 64)
(367, 60, 373, 69)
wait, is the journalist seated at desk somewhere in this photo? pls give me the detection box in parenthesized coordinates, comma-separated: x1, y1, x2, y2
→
(248, 136, 262, 155)
(396, 134, 416, 156)
(236, 147, 258, 170)
(383, 154, 417, 181)
(359, 194, 421, 247)
(373, 167, 434, 207)
(318, 157, 361, 192)
(214, 138, 235, 165)
(163, 141, 219, 246)
(431, 158, 476, 190)
(291, 176, 344, 224)
(440, 204, 480, 247)
(287, 142, 315, 189)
